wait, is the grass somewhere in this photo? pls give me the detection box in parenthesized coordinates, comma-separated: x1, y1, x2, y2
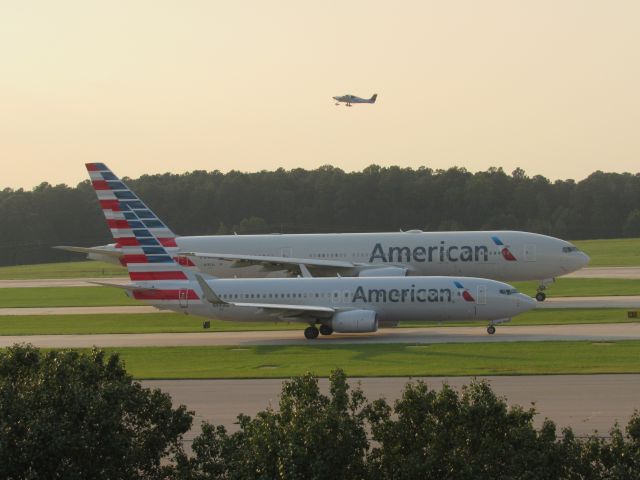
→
(97, 341, 640, 378)
(0, 261, 126, 280)
(574, 238, 640, 266)
(0, 287, 138, 308)
(0, 309, 635, 336)
(513, 278, 640, 297)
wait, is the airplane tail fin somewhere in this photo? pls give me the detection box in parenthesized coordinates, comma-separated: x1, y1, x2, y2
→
(85, 163, 196, 282)
(370, 94, 377, 103)
(85, 163, 200, 266)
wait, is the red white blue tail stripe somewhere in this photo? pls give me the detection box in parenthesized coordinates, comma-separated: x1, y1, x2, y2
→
(86, 163, 199, 302)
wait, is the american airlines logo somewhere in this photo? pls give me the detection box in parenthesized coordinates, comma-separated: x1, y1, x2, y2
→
(369, 236, 517, 264)
(352, 284, 454, 303)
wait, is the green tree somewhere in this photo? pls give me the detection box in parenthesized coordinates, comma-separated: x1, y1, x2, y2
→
(181, 369, 369, 480)
(365, 379, 572, 479)
(0, 344, 192, 479)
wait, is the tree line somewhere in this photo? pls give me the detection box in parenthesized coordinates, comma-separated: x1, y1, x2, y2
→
(1, 345, 639, 479)
(1, 165, 640, 266)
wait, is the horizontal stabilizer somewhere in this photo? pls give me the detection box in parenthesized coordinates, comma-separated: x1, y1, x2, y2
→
(87, 281, 154, 291)
(54, 245, 121, 258)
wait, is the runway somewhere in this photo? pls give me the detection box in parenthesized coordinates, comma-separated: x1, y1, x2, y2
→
(1, 322, 639, 348)
(0, 266, 637, 289)
(144, 374, 640, 438)
(565, 267, 640, 279)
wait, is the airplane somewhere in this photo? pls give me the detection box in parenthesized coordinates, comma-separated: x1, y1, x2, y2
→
(92, 191, 536, 339)
(333, 93, 377, 106)
(57, 163, 590, 302)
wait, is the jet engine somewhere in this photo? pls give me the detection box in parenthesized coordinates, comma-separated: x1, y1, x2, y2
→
(357, 266, 408, 277)
(331, 310, 378, 333)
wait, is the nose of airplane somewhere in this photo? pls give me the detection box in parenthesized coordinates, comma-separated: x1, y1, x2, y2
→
(515, 293, 537, 312)
(578, 252, 590, 268)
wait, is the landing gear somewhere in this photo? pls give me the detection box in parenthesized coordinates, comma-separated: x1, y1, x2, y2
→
(319, 324, 333, 336)
(304, 326, 319, 340)
(486, 318, 510, 335)
(536, 278, 554, 302)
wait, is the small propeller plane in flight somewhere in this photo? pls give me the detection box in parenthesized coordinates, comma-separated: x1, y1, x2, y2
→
(333, 93, 377, 107)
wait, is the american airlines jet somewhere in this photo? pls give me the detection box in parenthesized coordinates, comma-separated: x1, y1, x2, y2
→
(90, 184, 536, 339)
(58, 163, 589, 301)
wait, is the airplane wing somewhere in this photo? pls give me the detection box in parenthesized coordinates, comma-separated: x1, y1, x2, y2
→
(185, 252, 357, 275)
(195, 275, 335, 320)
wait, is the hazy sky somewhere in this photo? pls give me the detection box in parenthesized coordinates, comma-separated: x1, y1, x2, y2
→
(2, 0, 639, 188)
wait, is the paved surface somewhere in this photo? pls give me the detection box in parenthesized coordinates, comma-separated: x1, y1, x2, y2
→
(0, 277, 127, 288)
(144, 375, 640, 439)
(0, 267, 637, 289)
(2, 322, 639, 348)
(539, 295, 640, 309)
(565, 267, 640, 279)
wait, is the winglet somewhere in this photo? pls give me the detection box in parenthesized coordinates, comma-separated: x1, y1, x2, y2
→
(195, 274, 227, 305)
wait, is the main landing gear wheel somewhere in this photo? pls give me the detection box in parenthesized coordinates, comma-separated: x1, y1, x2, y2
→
(535, 292, 547, 302)
(487, 325, 496, 335)
(319, 325, 333, 336)
(304, 326, 319, 340)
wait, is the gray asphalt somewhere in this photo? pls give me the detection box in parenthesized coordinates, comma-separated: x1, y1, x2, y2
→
(537, 295, 640, 309)
(144, 375, 640, 439)
(1, 322, 639, 347)
(565, 267, 640, 279)
(0, 266, 637, 289)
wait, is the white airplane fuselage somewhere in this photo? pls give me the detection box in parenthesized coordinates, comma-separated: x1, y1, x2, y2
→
(166, 230, 588, 281)
(137, 275, 536, 327)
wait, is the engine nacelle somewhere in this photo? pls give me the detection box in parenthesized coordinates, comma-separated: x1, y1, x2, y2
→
(357, 266, 408, 277)
(331, 310, 378, 333)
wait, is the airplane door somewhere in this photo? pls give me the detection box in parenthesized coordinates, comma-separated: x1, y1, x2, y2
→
(178, 289, 189, 308)
(524, 244, 536, 262)
(476, 285, 487, 305)
(281, 247, 293, 258)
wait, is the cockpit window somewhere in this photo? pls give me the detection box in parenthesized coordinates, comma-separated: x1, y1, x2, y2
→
(499, 288, 519, 295)
(562, 246, 580, 253)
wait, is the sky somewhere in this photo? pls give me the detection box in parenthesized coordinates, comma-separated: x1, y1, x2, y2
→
(1, 0, 639, 189)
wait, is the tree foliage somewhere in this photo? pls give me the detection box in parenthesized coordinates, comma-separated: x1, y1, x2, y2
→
(0, 344, 192, 479)
(2, 166, 640, 265)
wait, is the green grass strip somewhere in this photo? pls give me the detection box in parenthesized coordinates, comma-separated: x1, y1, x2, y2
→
(0, 287, 138, 308)
(97, 341, 640, 379)
(0, 261, 126, 280)
(513, 278, 640, 297)
(0, 309, 635, 336)
(574, 238, 640, 267)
